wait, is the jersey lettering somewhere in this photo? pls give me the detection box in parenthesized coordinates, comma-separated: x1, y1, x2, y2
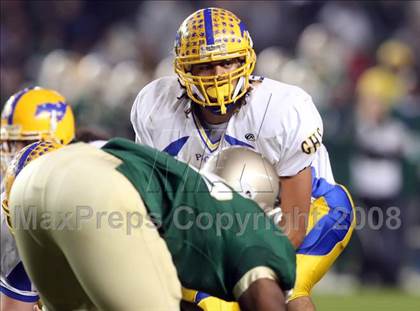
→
(301, 128, 322, 155)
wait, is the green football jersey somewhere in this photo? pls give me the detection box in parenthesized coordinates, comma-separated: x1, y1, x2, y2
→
(102, 138, 295, 301)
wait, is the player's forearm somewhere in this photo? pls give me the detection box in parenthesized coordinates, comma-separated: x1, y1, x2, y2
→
(279, 167, 312, 249)
(280, 216, 307, 249)
(239, 278, 286, 311)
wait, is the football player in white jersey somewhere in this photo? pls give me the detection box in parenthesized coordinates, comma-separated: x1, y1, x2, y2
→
(0, 87, 75, 310)
(131, 7, 355, 311)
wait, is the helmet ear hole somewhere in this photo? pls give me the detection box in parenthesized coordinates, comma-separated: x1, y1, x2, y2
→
(245, 190, 252, 198)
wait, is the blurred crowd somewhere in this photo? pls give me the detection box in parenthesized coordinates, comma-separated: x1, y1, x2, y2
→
(1, 0, 420, 291)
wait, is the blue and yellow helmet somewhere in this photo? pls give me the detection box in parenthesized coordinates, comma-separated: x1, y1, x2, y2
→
(174, 8, 256, 114)
(1, 87, 75, 144)
(0, 87, 75, 176)
(2, 140, 63, 233)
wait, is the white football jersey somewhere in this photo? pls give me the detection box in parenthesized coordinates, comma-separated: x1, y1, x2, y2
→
(131, 76, 335, 184)
(0, 195, 38, 302)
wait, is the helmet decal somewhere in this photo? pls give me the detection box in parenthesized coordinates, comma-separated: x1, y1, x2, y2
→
(1, 87, 75, 144)
(35, 101, 67, 122)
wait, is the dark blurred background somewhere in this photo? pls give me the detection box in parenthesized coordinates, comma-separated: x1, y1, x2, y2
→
(1, 0, 419, 300)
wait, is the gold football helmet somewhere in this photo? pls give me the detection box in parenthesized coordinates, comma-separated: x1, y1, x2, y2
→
(376, 39, 414, 70)
(174, 8, 256, 114)
(356, 66, 403, 105)
(2, 140, 63, 233)
(202, 147, 280, 213)
(1, 87, 75, 176)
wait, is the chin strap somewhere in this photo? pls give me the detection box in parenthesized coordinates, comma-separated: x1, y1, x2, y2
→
(231, 76, 245, 99)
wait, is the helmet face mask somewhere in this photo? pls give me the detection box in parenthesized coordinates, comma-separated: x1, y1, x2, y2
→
(174, 8, 256, 114)
(0, 140, 32, 177)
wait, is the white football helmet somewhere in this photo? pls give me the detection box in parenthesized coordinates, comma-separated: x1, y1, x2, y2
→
(202, 147, 280, 214)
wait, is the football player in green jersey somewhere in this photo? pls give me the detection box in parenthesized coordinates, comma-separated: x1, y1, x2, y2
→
(3, 138, 295, 311)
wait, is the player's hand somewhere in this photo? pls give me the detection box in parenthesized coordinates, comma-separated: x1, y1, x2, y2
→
(33, 300, 43, 311)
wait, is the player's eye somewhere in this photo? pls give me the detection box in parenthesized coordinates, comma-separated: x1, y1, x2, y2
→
(193, 64, 211, 72)
(221, 60, 235, 68)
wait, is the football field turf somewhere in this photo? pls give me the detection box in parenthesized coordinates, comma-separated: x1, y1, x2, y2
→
(312, 288, 420, 310)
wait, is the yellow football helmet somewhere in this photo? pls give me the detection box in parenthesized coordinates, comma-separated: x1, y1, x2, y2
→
(2, 140, 63, 233)
(356, 66, 403, 105)
(1, 87, 75, 176)
(377, 39, 414, 70)
(174, 8, 256, 114)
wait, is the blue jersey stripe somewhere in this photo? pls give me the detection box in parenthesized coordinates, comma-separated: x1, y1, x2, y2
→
(5, 262, 33, 292)
(192, 113, 220, 152)
(224, 135, 254, 149)
(163, 136, 189, 156)
(0, 285, 39, 302)
(204, 8, 215, 45)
